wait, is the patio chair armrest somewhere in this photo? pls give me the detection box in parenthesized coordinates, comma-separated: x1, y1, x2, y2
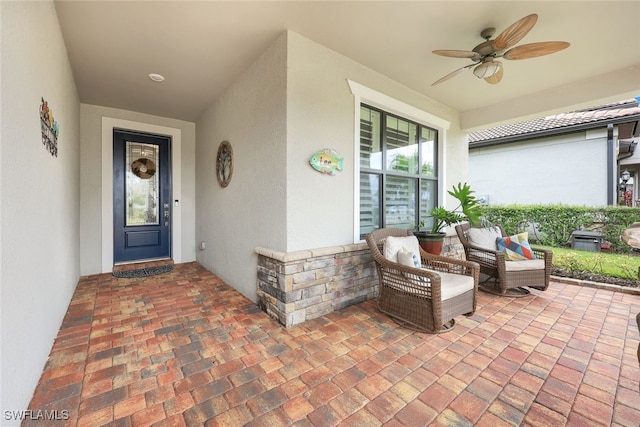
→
(466, 241, 501, 256)
(377, 256, 442, 280)
(466, 246, 507, 268)
(419, 250, 480, 278)
(531, 246, 553, 265)
(531, 246, 552, 256)
(377, 259, 444, 297)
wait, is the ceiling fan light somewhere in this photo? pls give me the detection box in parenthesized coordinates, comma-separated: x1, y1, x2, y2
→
(473, 61, 501, 79)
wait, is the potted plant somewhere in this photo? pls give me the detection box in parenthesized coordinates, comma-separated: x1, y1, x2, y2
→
(414, 182, 483, 254)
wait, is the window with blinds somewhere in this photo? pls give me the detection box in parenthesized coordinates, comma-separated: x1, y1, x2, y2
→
(359, 104, 438, 238)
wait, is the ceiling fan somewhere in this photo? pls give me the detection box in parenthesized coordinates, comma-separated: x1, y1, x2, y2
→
(431, 14, 570, 86)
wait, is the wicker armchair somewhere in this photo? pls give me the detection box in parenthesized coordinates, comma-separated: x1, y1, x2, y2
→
(455, 223, 552, 297)
(365, 228, 479, 333)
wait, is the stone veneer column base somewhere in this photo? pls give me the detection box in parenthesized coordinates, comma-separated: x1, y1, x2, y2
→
(255, 243, 378, 327)
(442, 235, 464, 259)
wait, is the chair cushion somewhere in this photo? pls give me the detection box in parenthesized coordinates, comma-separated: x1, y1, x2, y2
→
(497, 232, 536, 261)
(504, 259, 545, 271)
(398, 247, 421, 268)
(467, 226, 502, 250)
(383, 235, 421, 263)
(423, 268, 474, 300)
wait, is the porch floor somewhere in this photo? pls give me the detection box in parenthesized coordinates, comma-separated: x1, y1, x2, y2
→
(26, 262, 640, 426)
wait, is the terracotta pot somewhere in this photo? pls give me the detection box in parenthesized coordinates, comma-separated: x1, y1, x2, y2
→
(413, 231, 446, 255)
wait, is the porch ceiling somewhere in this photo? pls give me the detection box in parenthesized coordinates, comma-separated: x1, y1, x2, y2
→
(53, 1, 640, 129)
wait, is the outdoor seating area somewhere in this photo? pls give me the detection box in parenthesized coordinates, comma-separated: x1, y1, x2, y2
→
(24, 262, 640, 426)
(456, 223, 553, 297)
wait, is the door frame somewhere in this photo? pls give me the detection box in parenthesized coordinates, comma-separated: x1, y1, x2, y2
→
(101, 117, 182, 273)
(113, 129, 172, 263)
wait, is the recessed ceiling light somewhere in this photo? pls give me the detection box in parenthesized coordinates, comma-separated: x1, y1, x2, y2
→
(148, 73, 165, 82)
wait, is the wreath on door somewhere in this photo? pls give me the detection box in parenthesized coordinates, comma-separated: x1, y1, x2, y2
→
(131, 158, 156, 179)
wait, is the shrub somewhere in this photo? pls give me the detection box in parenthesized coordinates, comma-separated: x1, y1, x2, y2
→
(481, 205, 640, 253)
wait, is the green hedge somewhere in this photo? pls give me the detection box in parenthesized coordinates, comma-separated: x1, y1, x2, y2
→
(481, 205, 640, 253)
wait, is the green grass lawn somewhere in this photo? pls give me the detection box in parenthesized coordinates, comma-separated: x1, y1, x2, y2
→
(538, 245, 640, 281)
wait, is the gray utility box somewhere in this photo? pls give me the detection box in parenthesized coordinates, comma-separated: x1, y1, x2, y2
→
(570, 230, 603, 252)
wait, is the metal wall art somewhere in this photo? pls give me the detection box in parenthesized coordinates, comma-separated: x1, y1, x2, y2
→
(40, 97, 59, 157)
(309, 148, 344, 175)
(216, 140, 233, 187)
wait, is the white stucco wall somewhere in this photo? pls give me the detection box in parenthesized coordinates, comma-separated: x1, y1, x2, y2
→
(196, 31, 466, 302)
(469, 130, 608, 206)
(196, 32, 288, 303)
(1, 1, 80, 422)
(79, 105, 196, 275)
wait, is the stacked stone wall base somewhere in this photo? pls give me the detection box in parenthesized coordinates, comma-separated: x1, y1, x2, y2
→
(256, 235, 462, 327)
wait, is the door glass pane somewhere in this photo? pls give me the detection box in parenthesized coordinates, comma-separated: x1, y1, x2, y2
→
(360, 173, 380, 237)
(420, 127, 437, 177)
(385, 176, 416, 229)
(360, 106, 382, 170)
(126, 141, 159, 226)
(386, 116, 418, 174)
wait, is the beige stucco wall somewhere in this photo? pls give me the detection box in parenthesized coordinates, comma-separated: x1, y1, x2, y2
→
(196, 31, 468, 303)
(0, 1, 80, 422)
(195, 31, 288, 303)
(79, 105, 197, 275)
(286, 31, 466, 249)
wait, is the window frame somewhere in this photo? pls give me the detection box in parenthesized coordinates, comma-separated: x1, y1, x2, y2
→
(347, 80, 451, 243)
(359, 104, 439, 239)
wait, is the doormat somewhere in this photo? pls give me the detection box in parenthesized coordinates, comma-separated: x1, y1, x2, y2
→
(112, 264, 174, 278)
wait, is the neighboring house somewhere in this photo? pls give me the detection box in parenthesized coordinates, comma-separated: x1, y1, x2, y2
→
(468, 99, 640, 206)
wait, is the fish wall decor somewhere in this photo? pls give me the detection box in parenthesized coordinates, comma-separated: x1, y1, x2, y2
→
(309, 149, 344, 175)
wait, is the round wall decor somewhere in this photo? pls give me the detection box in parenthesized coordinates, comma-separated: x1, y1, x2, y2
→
(131, 158, 156, 179)
(216, 140, 233, 187)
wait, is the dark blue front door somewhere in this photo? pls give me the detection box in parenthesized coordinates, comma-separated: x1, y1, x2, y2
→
(113, 130, 171, 263)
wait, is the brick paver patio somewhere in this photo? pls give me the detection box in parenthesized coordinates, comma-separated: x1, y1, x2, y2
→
(25, 262, 640, 426)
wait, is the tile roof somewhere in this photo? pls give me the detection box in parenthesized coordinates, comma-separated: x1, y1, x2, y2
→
(468, 98, 640, 144)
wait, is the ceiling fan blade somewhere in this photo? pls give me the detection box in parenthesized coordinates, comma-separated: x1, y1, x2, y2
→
(432, 49, 481, 60)
(484, 62, 504, 84)
(503, 41, 570, 60)
(431, 64, 472, 86)
(493, 13, 538, 50)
